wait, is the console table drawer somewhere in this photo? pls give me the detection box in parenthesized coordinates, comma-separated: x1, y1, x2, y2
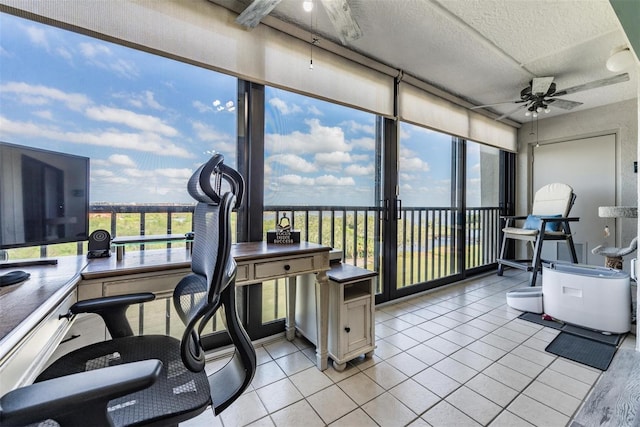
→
(254, 256, 314, 280)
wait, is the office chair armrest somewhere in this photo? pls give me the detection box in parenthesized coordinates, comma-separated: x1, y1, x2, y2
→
(69, 293, 156, 338)
(0, 359, 162, 427)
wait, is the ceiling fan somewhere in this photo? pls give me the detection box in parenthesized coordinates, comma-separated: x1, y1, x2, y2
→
(472, 73, 630, 120)
(234, 0, 363, 45)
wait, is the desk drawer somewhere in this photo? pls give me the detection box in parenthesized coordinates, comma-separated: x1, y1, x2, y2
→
(254, 256, 315, 280)
(103, 270, 188, 298)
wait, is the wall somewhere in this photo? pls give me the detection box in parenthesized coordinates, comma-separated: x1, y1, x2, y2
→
(516, 98, 638, 267)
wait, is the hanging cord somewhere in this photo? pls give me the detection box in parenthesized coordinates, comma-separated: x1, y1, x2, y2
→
(309, 2, 317, 69)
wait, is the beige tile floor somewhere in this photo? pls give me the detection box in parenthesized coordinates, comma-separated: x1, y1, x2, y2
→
(183, 269, 637, 427)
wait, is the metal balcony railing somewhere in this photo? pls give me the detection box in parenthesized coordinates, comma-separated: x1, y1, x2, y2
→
(3, 203, 500, 334)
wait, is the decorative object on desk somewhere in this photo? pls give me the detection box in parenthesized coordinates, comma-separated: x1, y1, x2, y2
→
(87, 229, 111, 258)
(267, 213, 300, 244)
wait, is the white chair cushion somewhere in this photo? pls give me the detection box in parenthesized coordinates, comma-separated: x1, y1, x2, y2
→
(502, 227, 538, 236)
(531, 183, 573, 216)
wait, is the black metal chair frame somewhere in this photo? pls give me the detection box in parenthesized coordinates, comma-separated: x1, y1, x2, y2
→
(497, 189, 579, 287)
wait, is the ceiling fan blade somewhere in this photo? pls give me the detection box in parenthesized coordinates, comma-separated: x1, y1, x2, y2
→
(495, 103, 529, 120)
(531, 77, 554, 95)
(320, 0, 363, 44)
(470, 100, 523, 109)
(546, 98, 583, 110)
(236, 0, 282, 28)
(552, 73, 630, 97)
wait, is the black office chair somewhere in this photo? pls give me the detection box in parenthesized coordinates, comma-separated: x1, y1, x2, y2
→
(0, 154, 256, 426)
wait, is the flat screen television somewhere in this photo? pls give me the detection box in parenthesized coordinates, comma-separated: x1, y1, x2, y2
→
(0, 142, 90, 253)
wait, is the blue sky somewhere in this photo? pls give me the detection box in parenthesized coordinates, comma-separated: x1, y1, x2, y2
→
(0, 12, 489, 207)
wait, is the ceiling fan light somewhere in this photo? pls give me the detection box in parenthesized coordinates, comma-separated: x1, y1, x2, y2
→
(303, 0, 313, 12)
(536, 106, 543, 113)
(544, 107, 550, 113)
(606, 47, 634, 72)
(525, 111, 531, 117)
(532, 111, 538, 118)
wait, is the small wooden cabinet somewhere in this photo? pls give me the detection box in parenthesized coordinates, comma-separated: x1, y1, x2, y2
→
(296, 263, 377, 371)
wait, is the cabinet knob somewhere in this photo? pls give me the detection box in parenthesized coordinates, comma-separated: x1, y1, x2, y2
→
(283, 264, 291, 271)
(59, 311, 73, 321)
(344, 327, 351, 333)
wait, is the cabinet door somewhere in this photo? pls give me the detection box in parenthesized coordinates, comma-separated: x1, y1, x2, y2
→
(344, 297, 371, 354)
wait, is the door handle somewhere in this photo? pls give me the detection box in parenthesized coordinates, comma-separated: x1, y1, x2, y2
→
(396, 198, 402, 220)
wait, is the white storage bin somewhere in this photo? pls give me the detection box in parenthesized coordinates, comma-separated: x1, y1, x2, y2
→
(506, 287, 543, 313)
(542, 262, 630, 333)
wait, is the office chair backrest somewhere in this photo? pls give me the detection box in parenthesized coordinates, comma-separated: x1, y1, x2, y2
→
(531, 183, 575, 217)
(173, 154, 245, 372)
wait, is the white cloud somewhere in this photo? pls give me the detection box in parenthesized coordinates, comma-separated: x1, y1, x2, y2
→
(275, 174, 354, 187)
(265, 118, 350, 154)
(400, 156, 430, 172)
(117, 90, 164, 110)
(79, 42, 112, 58)
(78, 42, 138, 79)
(0, 116, 192, 158)
(56, 47, 73, 61)
(108, 154, 136, 167)
(315, 151, 352, 165)
(32, 110, 53, 120)
(341, 120, 375, 135)
(279, 174, 316, 186)
(351, 154, 370, 162)
(344, 163, 373, 176)
(90, 173, 129, 184)
(306, 105, 323, 116)
(156, 168, 193, 179)
(85, 106, 178, 137)
(90, 159, 111, 168)
(91, 169, 116, 177)
(191, 121, 235, 155)
(315, 175, 355, 186)
(193, 100, 213, 113)
(268, 97, 302, 115)
(350, 137, 375, 150)
(24, 25, 49, 50)
(1, 81, 91, 111)
(268, 154, 318, 173)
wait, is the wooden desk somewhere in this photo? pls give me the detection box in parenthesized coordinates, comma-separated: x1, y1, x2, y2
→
(0, 242, 331, 394)
(81, 242, 331, 370)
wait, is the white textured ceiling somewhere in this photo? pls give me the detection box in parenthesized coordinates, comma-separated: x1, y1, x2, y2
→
(208, 0, 638, 125)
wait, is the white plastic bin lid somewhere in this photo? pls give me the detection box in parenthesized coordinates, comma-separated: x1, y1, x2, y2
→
(544, 262, 629, 279)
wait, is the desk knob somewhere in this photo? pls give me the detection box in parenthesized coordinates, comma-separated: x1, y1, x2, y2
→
(284, 264, 291, 271)
(59, 311, 73, 321)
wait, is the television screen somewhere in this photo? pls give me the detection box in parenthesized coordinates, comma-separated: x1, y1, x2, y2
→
(0, 142, 89, 249)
